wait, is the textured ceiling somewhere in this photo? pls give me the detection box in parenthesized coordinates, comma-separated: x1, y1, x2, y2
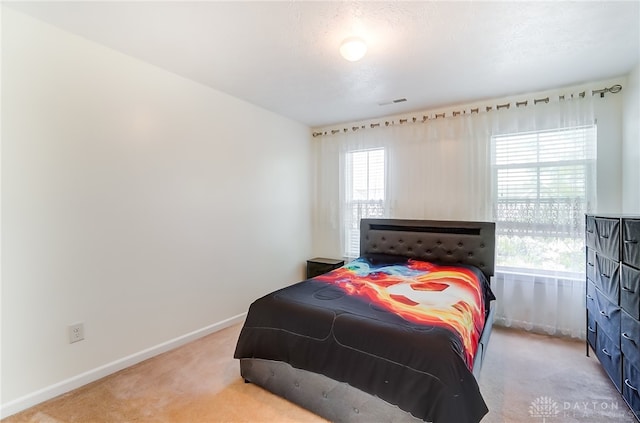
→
(5, 1, 640, 128)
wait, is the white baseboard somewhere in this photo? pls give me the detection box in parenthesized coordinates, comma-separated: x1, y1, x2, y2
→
(0, 312, 247, 419)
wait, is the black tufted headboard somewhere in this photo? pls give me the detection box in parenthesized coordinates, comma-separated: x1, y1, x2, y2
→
(360, 218, 496, 279)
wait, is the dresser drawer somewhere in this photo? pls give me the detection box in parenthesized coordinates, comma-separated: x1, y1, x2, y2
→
(623, 359, 640, 418)
(586, 216, 620, 260)
(621, 265, 640, 320)
(623, 219, 640, 269)
(593, 285, 621, 336)
(586, 215, 598, 251)
(594, 252, 620, 303)
(597, 329, 622, 391)
(622, 311, 640, 365)
(586, 248, 596, 282)
(586, 281, 598, 336)
(586, 280, 598, 314)
(587, 309, 597, 351)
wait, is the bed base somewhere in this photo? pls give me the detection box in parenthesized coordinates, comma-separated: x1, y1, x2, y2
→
(240, 359, 424, 422)
(240, 303, 495, 423)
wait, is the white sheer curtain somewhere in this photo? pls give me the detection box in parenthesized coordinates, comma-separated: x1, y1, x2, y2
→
(387, 114, 493, 221)
(313, 94, 595, 339)
(313, 129, 391, 257)
(490, 98, 596, 339)
(312, 114, 494, 257)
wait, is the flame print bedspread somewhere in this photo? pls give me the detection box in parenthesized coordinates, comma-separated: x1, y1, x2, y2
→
(314, 257, 486, 369)
(234, 255, 494, 423)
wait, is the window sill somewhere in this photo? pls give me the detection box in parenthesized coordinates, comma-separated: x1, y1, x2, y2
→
(496, 265, 583, 281)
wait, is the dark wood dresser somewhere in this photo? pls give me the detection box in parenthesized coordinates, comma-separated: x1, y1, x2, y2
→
(586, 214, 640, 420)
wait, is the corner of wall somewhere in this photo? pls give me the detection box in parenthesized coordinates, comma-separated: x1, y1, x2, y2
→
(623, 63, 640, 214)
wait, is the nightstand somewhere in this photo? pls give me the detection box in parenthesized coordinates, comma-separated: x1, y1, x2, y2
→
(306, 257, 345, 279)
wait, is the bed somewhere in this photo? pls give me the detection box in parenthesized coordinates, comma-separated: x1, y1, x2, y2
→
(234, 218, 496, 423)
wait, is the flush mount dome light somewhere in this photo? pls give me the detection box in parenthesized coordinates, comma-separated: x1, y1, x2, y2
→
(340, 36, 367, 62)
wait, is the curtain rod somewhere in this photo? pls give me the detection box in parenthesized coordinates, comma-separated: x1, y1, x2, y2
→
(312, 84, 622, 138)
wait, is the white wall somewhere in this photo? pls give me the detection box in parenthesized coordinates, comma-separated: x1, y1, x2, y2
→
(623, 63, 640, 213)
(594, 82, 625, 213)
(1, 7, 312, 416)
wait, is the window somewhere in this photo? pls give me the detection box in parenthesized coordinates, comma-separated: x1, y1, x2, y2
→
(344, 148, 386, 257)
(492, 125, 596, 274)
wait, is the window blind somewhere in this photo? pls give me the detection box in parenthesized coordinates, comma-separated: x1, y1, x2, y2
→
(345, 148, 386, 257)
(492, 125, 596, 272)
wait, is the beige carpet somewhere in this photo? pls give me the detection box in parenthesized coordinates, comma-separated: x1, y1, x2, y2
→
(478, 327, 635, 423)
(2, 323, 636, 423)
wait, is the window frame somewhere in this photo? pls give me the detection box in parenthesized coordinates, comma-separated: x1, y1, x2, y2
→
(491, 125, 597, 274)
(343, 147, 388, 258)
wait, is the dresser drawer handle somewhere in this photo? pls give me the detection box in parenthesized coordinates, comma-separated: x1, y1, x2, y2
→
(625, 379, 639, 392)
(600, 234, 610, 239)
(588, 326, 596, 333)
(588, 262, 594, 267)
(624, 240, 638, 244)
(602, 348, 612, 357)
(623, 287, 635, 293)
(600, 310, 609, 318)
(586, 294, 594, 300)
(587, 229, 594, 234)
(600, 273, 610, 279)
(622, 332, 635, 343)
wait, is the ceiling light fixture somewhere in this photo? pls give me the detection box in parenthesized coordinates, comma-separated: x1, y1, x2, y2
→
(339, 36, 367, 62)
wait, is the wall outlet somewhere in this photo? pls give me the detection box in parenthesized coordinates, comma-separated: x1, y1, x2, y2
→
(69, 323, 84, 344)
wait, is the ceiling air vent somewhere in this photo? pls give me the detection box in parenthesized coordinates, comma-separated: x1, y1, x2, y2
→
(378, 98, 407, 106)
